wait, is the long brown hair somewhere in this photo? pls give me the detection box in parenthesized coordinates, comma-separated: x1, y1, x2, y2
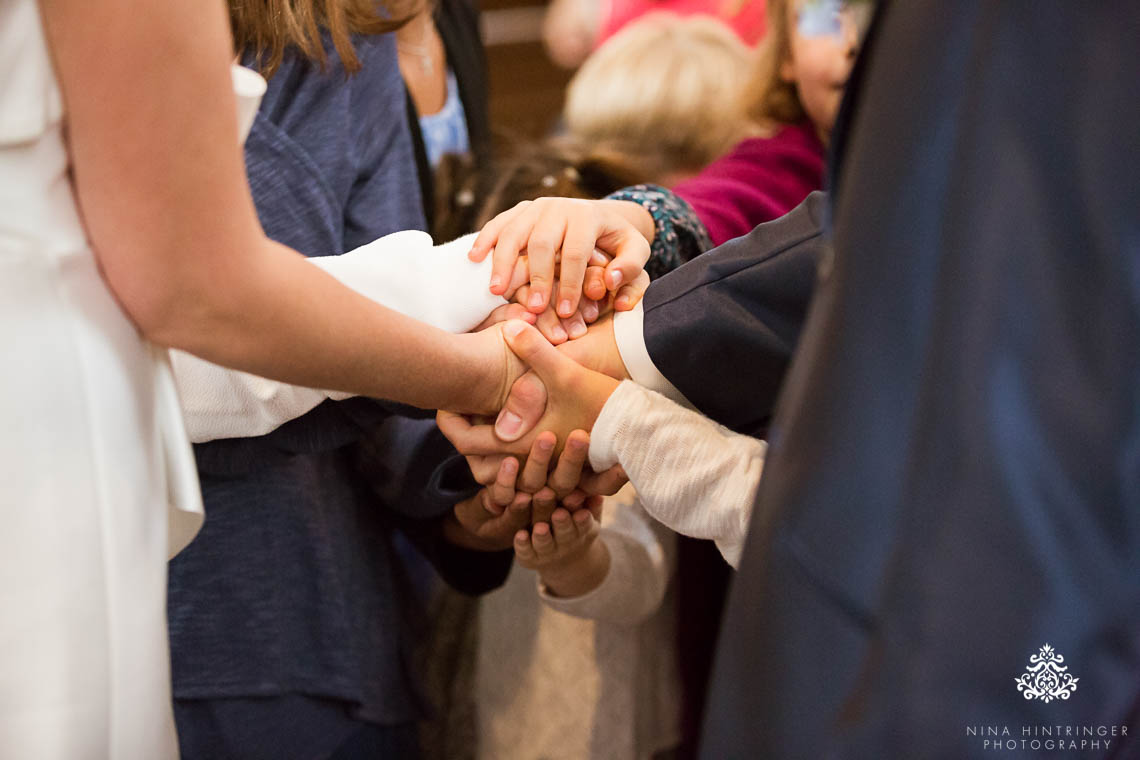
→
(744, 0, 806, 127)
(230, 0, 420, 78)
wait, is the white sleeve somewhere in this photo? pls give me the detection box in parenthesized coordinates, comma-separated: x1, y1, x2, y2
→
(172, 231, 508, 443)
(536, 487, 676, 626)
(587, 381, 766, 568)
(611, 301, 694, 408)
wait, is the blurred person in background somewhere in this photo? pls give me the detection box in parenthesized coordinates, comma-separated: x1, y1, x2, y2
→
(396, 0, 494, 238)
(543, 0, 766, 69)
(562, 13, 755, 186)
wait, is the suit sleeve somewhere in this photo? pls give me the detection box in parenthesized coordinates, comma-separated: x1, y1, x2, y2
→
(634, 191, 827, 437)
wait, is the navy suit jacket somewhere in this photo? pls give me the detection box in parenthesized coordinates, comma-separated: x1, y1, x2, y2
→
(642, 2, 1140, 757)
(641, 191, 826, 438)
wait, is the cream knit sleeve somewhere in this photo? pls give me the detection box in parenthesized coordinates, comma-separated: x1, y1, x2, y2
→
(588, 381, 766, 568)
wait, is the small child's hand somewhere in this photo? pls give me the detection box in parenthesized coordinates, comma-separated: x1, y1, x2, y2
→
(514, 505, 611, 598)
(514, 506, 598, 570)
(468, 197, 652, 318)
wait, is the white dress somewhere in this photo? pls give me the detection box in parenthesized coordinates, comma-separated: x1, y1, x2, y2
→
(0, 0, 204, 756)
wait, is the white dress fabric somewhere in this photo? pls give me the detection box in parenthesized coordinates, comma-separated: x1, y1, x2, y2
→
(0, 1, 235, 755)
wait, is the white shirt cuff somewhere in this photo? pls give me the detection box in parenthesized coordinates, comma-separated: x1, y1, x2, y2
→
(612, 301, 694, 408)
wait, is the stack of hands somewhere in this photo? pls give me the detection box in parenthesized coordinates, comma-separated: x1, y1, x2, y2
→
(439, 198, 653, 590)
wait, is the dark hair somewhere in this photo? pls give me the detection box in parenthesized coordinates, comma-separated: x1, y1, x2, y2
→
(431, 139, 652, 241)
(230, 0, 420, 78)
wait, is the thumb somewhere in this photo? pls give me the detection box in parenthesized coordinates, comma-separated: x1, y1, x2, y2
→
(501, 320, 575, 386)
(494, 370, 547, 442)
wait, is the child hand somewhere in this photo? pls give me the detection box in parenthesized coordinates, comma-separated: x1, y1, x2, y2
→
(468, 197, 653, 319)
(514, 506, 610, 598)
(511, 281, 606, 344)
(436, 321, 620, 460)
(446, 488, 532, 551)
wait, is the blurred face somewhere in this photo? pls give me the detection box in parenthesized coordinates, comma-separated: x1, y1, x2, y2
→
(780, 0, 864, 142)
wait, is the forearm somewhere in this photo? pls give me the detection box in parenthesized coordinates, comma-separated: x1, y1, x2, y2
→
(43, 0, 506, 416)
(160, 239, 505, 414)
(174, 234, 510, 442)
(588, 382, 766, 567)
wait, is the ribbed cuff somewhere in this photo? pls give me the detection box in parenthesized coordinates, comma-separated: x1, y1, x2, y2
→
(588, 380, 642, 472)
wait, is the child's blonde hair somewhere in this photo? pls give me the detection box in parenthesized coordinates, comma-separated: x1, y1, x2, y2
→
(563, 13, 753, 176)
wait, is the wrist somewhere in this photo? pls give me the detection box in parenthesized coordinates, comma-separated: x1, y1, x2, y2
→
(599, 316, 632, 381)
(539, 538, 611, 598)
(451, 326, 518, 416)
(603, 199, 655, 244)
(443, 512, 511, 552)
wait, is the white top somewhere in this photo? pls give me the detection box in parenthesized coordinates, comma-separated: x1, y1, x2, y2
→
(0, 2, 261, 754)
(588, 381, 767, 567)
(476, 485, 682, 760)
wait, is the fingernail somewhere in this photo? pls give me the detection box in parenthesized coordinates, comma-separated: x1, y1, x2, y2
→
(529, 292, 545, 310)
(496, 410, 523, 437)
(558, 299, 572, 316)
(502, 458, 518, 474)
(502, 320, 526, 338)
(616, 296, 631, 310)
(522, 312, 537, 324)
(609, 270, 623, 288)
(568, 321, 587, 339)
(584, 302, 599, 321)
(490, 274, 502, 290)
(552, 325, 567, 342)
(538, 437, 554, 451)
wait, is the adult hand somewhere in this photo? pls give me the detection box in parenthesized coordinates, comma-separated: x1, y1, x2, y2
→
(493, 314, 631, 442)
(468, 198, 654, 318)
(438, 320, 620, 460)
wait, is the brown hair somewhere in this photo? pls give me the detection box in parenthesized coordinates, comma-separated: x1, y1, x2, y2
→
(744, 0, 806, 127)
(431, 139, 652, 240)
(230, 0, 420, 78)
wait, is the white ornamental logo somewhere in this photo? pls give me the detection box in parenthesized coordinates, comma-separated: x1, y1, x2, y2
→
(1015, 644, 1079, 703)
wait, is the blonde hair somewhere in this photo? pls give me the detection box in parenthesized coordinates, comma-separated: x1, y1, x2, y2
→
(744, 0, 806, 127)
(564, 13, 753, 175)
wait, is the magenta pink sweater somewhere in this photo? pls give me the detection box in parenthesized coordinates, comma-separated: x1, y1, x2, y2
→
(672, 120, 825, 246)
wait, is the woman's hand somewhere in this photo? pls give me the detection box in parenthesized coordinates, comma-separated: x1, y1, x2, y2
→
(468, 198, 654, 319)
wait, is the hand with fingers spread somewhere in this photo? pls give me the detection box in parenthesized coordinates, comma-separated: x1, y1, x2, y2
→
(468, 197, 654, 319)
(514, 506, 610, 598)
